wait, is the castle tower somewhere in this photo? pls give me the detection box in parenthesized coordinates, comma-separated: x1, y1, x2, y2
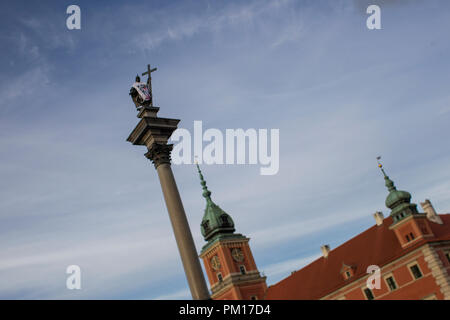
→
(378, 162, 435, 248)
(196, 165, 267, 300)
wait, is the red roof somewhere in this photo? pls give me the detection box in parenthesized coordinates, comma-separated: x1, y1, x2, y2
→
(265, 214, 450, 300)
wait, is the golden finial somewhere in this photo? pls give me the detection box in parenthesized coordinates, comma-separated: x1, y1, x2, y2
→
(377, 156, 382, 168)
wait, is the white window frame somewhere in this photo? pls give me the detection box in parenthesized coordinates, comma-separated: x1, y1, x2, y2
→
(407, 262, 423, 280)
(383, 273, 398, 291)
(362, 286, 375, 300)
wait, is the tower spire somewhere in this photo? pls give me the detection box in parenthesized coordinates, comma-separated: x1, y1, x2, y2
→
(196, 163, 236, 242)
(376, 156, 418, 220)
(196, 162, 212, 202)
(377, 156, 396, 192)
(196, 166, 267, 299)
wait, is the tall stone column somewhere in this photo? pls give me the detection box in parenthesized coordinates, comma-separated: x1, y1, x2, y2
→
(128, 106, 210, 300)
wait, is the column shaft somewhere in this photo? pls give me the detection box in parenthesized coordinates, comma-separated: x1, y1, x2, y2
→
(156, 163, 210, 300)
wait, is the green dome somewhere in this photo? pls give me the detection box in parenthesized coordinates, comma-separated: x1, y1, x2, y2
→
(382, 168, 411, 209)
(200, 201, 235, 241)
(385, 189, 411, 209)
(378, 164, 418, 221)
(196, 164, 235, 242)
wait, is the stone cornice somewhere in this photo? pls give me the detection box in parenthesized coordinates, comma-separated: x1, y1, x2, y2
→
(211, 272, 267, 297)
(127, 117, 180, 147)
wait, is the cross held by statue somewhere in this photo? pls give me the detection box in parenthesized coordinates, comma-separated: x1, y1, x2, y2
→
(142, 64, 157, 106)
(142, 64, 157, 86)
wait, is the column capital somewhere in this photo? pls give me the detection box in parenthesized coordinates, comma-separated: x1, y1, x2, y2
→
(145, 143, 173, 168)
(127, 108, 180, 168)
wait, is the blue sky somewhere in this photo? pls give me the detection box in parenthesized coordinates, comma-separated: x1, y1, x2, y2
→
(0, 0, 450, 299)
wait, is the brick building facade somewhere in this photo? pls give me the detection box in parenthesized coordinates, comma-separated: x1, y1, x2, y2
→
(197, 163, 450, 300)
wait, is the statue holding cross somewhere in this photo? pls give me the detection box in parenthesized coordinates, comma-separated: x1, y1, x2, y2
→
(129, 64, 158, 110)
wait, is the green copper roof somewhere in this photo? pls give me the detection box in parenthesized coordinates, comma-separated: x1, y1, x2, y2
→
(378, 161, 418, 222)
(196, 164, 235, 242)
(381, 167, 412, 209)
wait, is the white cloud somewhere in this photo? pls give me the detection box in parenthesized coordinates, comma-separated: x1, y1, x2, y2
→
(0, 65, 50, 104)
(131, 0, 306, 51)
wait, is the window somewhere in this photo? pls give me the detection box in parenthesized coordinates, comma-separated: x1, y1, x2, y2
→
(220, 215, 229, 225)
(250, 295, 258, 300)
(239, 265, 246, 275)
(363, 288, 374, 300)
(217, 273, 223, 282)
(410, 264, 423, 279)
(341, 264, 355, 280)
(405, 232, 415, 242)
(385, 276, 397, 291)
(202, 220, 210, 232)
